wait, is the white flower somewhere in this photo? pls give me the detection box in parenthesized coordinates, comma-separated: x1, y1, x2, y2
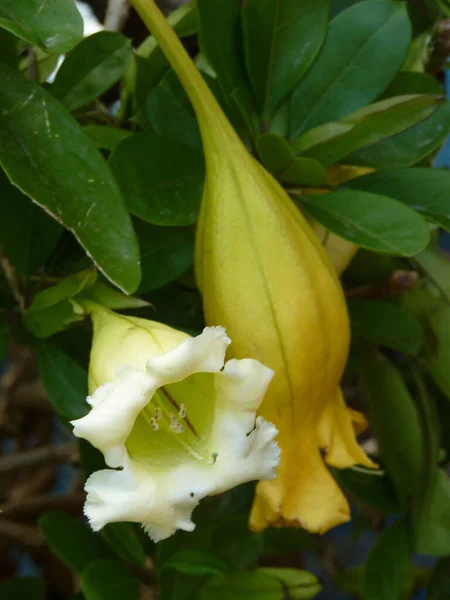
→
(71, 319, 279, 542)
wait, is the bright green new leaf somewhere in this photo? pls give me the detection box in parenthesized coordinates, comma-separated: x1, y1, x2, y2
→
(242, 0, 329, 117)
(346, 168, 450, 231)
(0, 64, 141, 294)
(296, 190, 430, 256)
(109, 135, 204, 226)
(293, 95, 442, 166)
(51, 32, 132, 111)
(256, 133, 327, 186)
(0, 0, 83, 54)
(81, 560, 140, 600)
(37, 342, 89, 420)
(348, 299, 423, 355)
(363, 519, 410, 600)
(290, 0, 411, 139)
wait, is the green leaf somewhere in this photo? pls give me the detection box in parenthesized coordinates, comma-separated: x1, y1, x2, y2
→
(363, 519, 410, 600)
(415, 468, 450, 555)
(146, 70, 202, 150)
(197, 0, 254, 137)
(346, 168, 450, 232)
(361, 349, 422, 504)
(290, 0, 411, 139)
(81, 560, 139, 600)
(427, 558, 450, 600)
(348, 299, 423, 355)
(258, 568, 322, 599)
(136, 220, 195, 293)
(334, 466, 400, 513)
(295, 190, 430, 256)
(87, 281, 149, 310)
(256, 133, 327, 186)
(242, 0, 329, 117)
(0, 168, 62, 275)
(293, 94, 442, 166)
(162, 550, 228, 577)
(101, 523, 147, 567)
(37, 342, 88, 420)
(51, 32, 132, 111)
(380, 71, 443, 98)
(82, 125, 133, 151)
(39, 511, 116, 573)
(0, 27, 20, 69)
(198, 570, 320, 600)
(23, 269, 96, 338)
(0, 0, 83, 54)
(0, 578, 45, 600)
(0, 65, 141, 294)
(414, 247, 450, 302)
(109, 135, 204, 226)
(214, 515, 264, 571)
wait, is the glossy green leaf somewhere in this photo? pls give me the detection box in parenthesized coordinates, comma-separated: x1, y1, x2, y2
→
(88, 282, 149, 310)
(82, 125, 133, 151)
(290, 0, 411, 139)
(39, 512, 115, 573)
(0, 578, 45, 600)
(0, 168, 62, 275)
(334, 466, 400, 513)
(361, 349, 422, 504)
(110, 135, 204, 226)
(256, 133, 327, 186)
(242, 0, 329, 117)
(146, 70, 201, 150)
(363, 519, 410, 600)
(296, 190, 430, 256)
(37, 342, 88, 420)
(101, 523, 147, 567)
(346, 168, 450, 231)
(293, 95, 442, 166)
(198, 570, 320, 600)
(380, 71, 443, 98)
(348, 299, 423, 355)
(136, 220, 195, 293)
(81, 560, 139, 600)
(162, 550, 228, 576)
(0, 65, 141, 293)
(0, 0, 83, 54)
(52, 32, 132, 111)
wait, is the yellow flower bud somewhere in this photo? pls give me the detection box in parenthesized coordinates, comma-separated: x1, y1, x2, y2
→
(129, 0, 375, 534)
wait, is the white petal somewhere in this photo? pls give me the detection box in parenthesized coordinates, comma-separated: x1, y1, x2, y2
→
(71, 367, 156, 468)
(146, 326, 230, 383)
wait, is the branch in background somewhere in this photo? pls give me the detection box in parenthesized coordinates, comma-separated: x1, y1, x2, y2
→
(0, 442, 77, 475)
(0, 251, 24, 312)
(1, 492, 85, 521)
(345, 270, 420, 300)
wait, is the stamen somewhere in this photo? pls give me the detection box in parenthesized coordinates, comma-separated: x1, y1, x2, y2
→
(169, 420, 184, 434)
(154, 407, 162, 421)
(150, 418, 159, 431)
(179, 403, 187, 419)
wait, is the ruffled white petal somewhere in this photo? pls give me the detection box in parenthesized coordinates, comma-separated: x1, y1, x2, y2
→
(145, 326, 230, 383)
(71, 367, 157, 468)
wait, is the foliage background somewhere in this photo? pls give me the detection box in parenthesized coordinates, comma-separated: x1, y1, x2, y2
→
(1, 0, 450, 598)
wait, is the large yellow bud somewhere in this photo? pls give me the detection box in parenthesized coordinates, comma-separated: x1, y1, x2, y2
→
(130, 0, 375, 534)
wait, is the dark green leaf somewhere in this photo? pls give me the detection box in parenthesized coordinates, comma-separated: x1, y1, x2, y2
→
(290, 0, 411, 139)
(348, 299, 423, 355)
(0, 27, 19, 69)
(110, 135, 204, 226)
(242, 0, 329, 117)
(81, 560, 139, 600)
(363, 519, 410, 600)
(415, 247, 450, 302)
(52, 32, 132, 111)
(296, 190, 430, 256)
(380, 71, 442, 98)
(414, 467, 450, 556)
(258, 568, 322, 599)
(37, 342, 88, 420)
(293, 95, 442, 166)
(0, 65, 141, 293)
(0, 0, 83, 53)
(361, 349, 422, 504)
(335, 466, 400, 513)
(214, 515, 264, 571)
(256, 133, 327, 185)
(163, 550, 228, 577)
(39, 511, 116, 573)
(198, 570, 320, 600)
(136, 221, 195, 293)
(82, 125, 133, 151)
(427, 558, 450, 600)
(0, 168, 62, 275)
(346, 168, 450, 231)
(0, 578, 45, 600)
(101, 523, 147, 567)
